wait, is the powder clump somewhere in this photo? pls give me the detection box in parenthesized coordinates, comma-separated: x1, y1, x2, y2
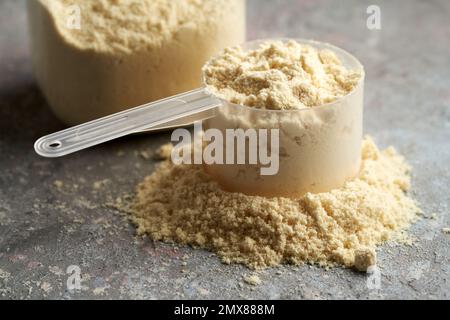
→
(243, 275, 261, 286)
(129, 137, 420, 270)
(203, 40, 362, 110)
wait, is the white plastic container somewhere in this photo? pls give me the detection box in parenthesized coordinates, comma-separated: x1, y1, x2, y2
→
(27, 0, 246, 125)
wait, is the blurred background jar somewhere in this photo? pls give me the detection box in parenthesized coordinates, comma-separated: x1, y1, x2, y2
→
(27, 0, 246, 125)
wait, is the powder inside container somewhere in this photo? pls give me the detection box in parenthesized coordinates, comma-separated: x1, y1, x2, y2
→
(203, 40, 362, 110)
(129, 137, 420, 270)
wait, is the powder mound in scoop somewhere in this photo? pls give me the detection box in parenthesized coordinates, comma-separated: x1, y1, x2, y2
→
(203, 40, 362, 110)
(129, 137, 420, 270)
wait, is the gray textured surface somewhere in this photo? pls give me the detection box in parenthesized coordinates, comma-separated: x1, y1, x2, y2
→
(0, 0, 449, 300)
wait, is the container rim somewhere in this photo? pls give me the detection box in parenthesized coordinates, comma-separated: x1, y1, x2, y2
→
(202, 38, 365, 114)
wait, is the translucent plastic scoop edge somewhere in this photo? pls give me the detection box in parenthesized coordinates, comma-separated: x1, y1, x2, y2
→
(34, 87, 220, 158)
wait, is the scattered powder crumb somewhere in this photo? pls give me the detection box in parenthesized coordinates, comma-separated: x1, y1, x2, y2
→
(182, 254, 190, 261)
(93, 286, 108, 296)
(197, 288, 210, 296)
(442, 228, 450, 234)
(128, 137, 420, 270)
(53, 180, 64, 189)
(93, 217, 112, 229)
(93, 179, 110, 190)
(74, 197, 98, 210)
(0, 269, 11, 280)
(243, 275, 261, 286)
(73, 217, 86, 224)
(0, 211, 11, 226)
(48, 266, 64, 276)
(154, 143, 173, 160)
(139, 150, 151, 160)
(429, 213, 438, 220)
(203, 40, 362, 110)
(40, 282, 52, 294)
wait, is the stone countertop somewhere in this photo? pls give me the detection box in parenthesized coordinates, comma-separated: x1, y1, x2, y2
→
(0, 0, 449, 300)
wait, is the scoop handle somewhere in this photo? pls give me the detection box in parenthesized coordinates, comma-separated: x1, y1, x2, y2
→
(34, 87, 220, 158)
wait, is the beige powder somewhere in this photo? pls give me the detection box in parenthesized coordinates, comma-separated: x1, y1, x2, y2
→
(129, 137, 420, 271)
(354, 248, 377, 272)
(43, 0, 242, 54)
(154, 143, 174, 161)
(243, 275, 261, 286)
(203, 40, 361, 110)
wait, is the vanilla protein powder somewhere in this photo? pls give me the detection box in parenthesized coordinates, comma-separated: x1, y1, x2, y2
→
(203, 40, 361, 110)
(27, 0, 245, 124)
(130, 138, 420, 271)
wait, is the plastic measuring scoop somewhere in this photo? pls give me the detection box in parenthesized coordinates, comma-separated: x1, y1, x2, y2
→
(34, 88, 221, 158)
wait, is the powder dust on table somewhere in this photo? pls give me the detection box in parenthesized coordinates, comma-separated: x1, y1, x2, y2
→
(128, 137, 421, 271)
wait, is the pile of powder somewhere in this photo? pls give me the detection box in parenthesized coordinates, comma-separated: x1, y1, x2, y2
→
(129, 137, 421, 271)
(44, 0, 240, 54)
(203, 40, 362, 110)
